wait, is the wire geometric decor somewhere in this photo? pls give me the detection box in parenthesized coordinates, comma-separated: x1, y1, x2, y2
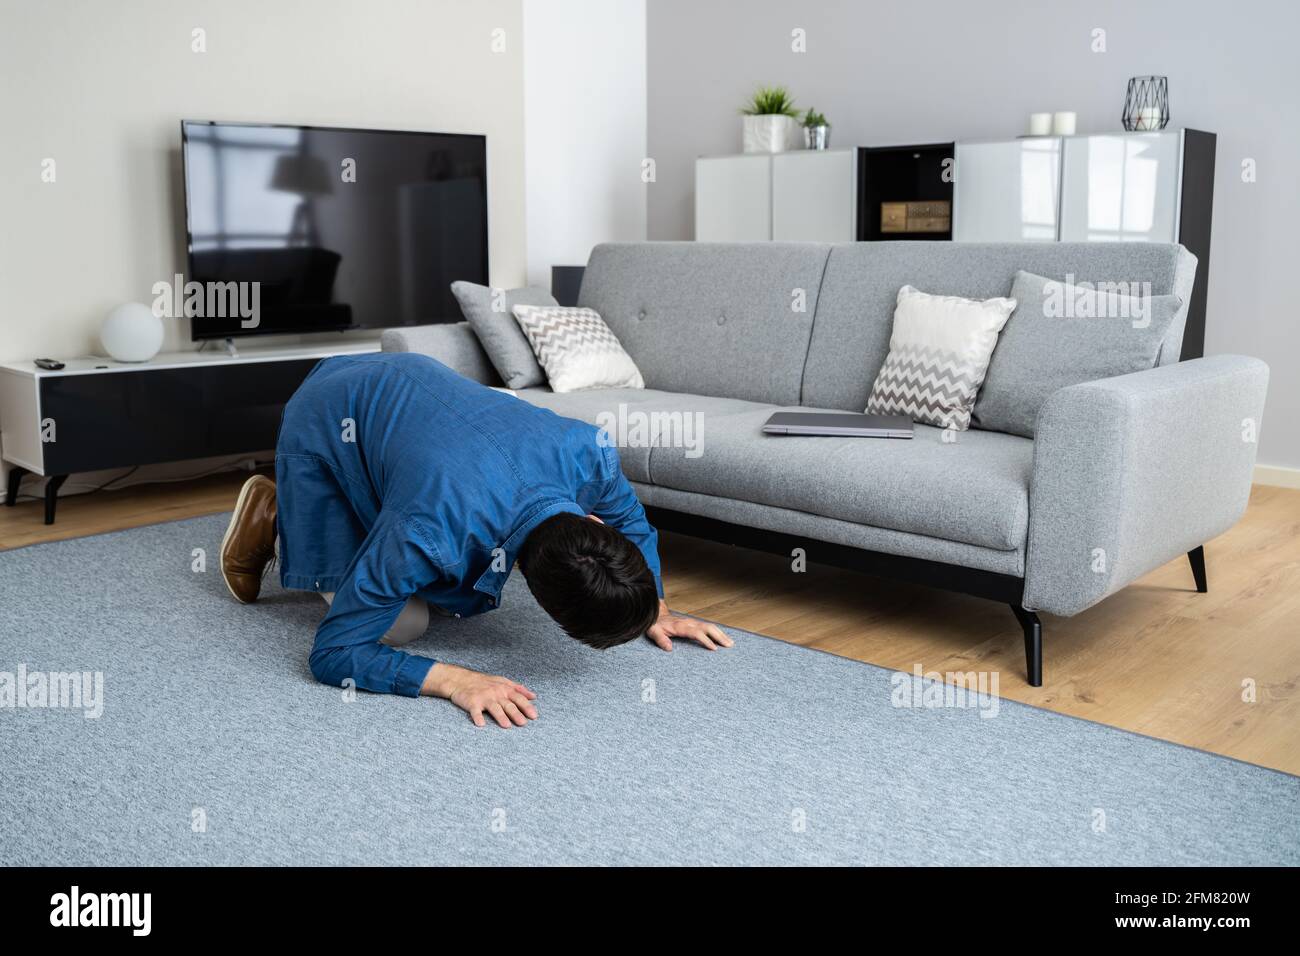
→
(1122, 75, 1170, 131)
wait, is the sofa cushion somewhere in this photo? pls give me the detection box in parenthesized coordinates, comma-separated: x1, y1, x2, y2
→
(973, 270, 1185, 437)
(451, 282, 554, 388)
(637, 482, 1026, 577)
(578, 242, 832, 405)
(801, 242, 1195, 412)
(514, 387, 769, 484)
(647, 407, 1033, 552)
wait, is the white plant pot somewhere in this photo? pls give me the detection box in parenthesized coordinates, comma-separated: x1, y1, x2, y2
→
(742, 114, 801, 154)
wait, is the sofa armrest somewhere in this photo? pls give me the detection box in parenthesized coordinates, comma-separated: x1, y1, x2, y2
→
(380, 322, 502, 386)
(1024, 355, 1269, 616)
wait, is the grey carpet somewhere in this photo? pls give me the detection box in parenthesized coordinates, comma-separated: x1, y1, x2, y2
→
(1, 513, 1297, 866)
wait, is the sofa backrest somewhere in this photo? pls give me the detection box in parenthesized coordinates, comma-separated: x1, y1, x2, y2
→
(579, 240, 1195, 412)
(801, 241, 1196, 411)
(579, 242, 832, 405)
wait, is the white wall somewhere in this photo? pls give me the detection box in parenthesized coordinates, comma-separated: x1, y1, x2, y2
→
(0, 0, 527, 360)
(522, 0, 646, 287)
(645, 0, 1300, 471)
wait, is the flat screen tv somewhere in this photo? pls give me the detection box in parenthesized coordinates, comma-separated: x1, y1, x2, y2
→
(181, 120, 487, 340)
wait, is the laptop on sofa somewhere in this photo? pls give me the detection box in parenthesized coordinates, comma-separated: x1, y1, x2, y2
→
(762, 411, 914, 438)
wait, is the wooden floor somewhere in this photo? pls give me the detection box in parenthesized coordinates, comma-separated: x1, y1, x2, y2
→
(4, 472, 1298, 774)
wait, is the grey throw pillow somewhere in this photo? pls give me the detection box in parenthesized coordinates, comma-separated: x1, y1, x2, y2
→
(451, 281, 557, 388)
(972, 270, 1183, 438)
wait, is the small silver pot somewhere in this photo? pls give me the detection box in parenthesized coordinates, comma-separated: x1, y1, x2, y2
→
(803, 125, 831, 150)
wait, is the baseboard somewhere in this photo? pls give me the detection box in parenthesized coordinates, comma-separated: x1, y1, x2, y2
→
(1254, 464, 1300, 489)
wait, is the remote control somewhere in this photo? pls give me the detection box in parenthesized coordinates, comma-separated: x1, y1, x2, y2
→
(34, 358, 66, 370)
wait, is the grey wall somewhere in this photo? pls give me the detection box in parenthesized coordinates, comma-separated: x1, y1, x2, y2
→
(647, 0, 1300, 470)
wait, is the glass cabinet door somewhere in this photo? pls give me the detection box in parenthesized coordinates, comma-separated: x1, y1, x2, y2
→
(953, 138, 1061, 242)
(1059, 131, 1182, 242)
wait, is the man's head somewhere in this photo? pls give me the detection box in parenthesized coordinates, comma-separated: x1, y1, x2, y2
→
(517, 513, 658, 649)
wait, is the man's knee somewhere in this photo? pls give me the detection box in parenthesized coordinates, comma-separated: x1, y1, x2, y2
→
(381, 597, 429, 647)
(319, 591, 429, 646)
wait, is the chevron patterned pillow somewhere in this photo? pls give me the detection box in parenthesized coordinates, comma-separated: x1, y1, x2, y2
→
(511, 305, 645, 393)
(866, 285, 1017, 431)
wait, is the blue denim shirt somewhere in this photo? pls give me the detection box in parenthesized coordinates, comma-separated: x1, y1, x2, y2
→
(275, 352, 662, 697)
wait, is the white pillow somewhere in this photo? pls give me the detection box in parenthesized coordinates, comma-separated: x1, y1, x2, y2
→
(511, 305, 644, 394)
(866, 285, 1016, 431)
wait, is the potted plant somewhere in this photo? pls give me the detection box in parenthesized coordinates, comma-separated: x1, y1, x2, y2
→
(740, 85, 801, 153)
(802, 108, 831, 150)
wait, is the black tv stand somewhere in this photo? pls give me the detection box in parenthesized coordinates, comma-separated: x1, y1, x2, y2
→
(0, 342, 379, 524)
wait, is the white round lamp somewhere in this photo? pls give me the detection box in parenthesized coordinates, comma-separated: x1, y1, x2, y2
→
(101, 302, 164, 363)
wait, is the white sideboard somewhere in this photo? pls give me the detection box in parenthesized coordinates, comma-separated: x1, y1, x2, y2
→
(696, 149, 860, 242)
(1, 340, 380, 523)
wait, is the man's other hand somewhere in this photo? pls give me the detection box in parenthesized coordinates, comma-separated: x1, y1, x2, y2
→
(423, 662, 538, 728)
(646, 603, 734, 652)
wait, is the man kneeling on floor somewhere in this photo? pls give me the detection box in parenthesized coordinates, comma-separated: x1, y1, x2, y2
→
(220, 352, 731, 727)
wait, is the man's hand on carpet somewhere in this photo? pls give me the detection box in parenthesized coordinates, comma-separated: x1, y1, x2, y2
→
(646, 602, 734, 652)
(422, 662, 538, 728)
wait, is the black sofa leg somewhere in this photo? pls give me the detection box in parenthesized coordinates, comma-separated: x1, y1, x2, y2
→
(1188, 546, 1208, 593)
(1010, 605, 1043, 687)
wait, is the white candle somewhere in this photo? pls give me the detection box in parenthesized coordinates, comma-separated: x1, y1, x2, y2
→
(1052, 111, 1077, 136)
(1027, 112, 1052, 136)
(1135, 106, 1162, 130)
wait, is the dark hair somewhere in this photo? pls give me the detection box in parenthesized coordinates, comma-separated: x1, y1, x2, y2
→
(518, 513, 659, 649)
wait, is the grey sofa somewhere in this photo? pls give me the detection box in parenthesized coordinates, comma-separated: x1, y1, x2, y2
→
(383, 242, 1269, 685)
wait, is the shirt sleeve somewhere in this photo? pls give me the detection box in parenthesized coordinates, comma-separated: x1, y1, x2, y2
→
(589, 446, 664, 598)
(307, 510, 442, 697)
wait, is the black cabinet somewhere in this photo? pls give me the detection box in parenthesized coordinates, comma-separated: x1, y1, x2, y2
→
(1, 348, 376, 523)
(857, 143, 956, 241)
(37, 360, 320, 475)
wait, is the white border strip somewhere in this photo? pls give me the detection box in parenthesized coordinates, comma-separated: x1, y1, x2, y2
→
(1254, 465, 1300, 489)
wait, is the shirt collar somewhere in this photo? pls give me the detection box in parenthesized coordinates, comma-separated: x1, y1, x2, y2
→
(472, 499, 586, 603)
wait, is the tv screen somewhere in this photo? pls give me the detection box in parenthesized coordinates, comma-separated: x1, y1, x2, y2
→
(182, 120, 487, 339)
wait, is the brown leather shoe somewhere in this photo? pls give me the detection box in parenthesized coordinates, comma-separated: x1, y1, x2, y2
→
(221, 475, 277, 604)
